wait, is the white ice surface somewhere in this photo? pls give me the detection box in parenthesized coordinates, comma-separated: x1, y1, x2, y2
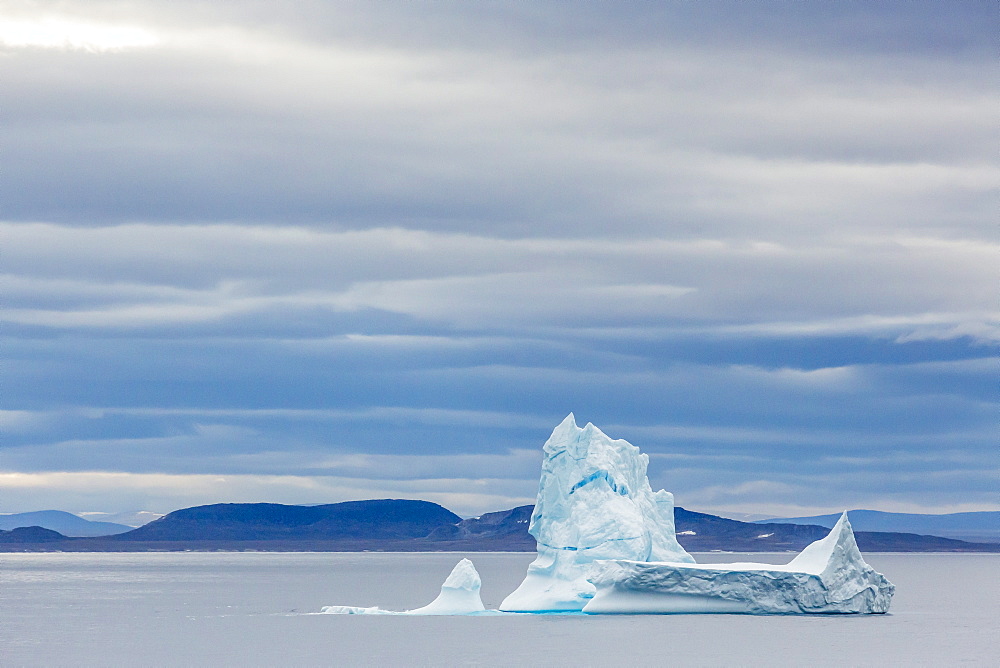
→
(407, 558, 486, 615)
(584, 513, 895, 614)
(321, 558, 488, 615)
(500, 414, 693, 612)
(323, 417, 896, 617)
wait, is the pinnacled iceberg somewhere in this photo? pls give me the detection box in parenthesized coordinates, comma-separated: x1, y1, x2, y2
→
(408, 557, 487, 615)
(322, 558, 487, 615)
(321, 415, 893, 616)
(500, 414, 694, 612)
(501, 414, 893, 615)
(585, 512, 894, 614)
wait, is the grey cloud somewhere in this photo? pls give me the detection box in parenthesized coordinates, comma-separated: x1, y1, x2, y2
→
(0, 469, 539, 516)
(3, 2, 995, 240)
(3, 224, 996, 339)
(2, 1, 996, 515)
(63, 1, 993, 62)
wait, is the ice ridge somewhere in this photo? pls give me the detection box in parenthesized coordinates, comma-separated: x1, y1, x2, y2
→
(499, 414, 693, 612)
(584, 512, 895, 614)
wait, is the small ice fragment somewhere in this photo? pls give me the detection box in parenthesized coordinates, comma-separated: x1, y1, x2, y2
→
(406, 558, 486, 615)
(320, 605, 389, 615)
(321, 558, 486, 615)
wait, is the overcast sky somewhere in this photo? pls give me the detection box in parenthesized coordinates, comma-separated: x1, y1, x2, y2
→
(2, 1, 997, 518)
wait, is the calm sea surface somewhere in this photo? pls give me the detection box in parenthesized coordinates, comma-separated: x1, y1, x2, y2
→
(0, 551, 996, 666)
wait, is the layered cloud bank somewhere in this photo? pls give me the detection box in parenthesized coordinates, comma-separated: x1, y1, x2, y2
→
(2, 1, 996, 515)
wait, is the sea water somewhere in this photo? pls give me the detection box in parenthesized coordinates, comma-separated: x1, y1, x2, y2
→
(0, 552, 996, 666)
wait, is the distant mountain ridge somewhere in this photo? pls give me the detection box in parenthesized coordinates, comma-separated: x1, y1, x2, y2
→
(673, 507, 994, 552)
(425, 505, 536, 549)
(79, 511, 163, 528)
(120, 499, 462, 542)
(0, 511, 133, 537)
(1, 500, 997, 552)
(758, 510, 1000, 543)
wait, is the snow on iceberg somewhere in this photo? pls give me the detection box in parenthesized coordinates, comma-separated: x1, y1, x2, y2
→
(584, 513, 895, 614)
(500, 414, 694, 612)
(322, 558, 487, 615)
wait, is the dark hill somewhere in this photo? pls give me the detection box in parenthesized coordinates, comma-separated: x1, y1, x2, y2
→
(850, 530, 992, 552)
(672, 507, 992, 552)
(426, 505, 835, 551)
(117, 499, 462, 541)
(0, 510, 132, 537)
(0, 526, 67, 543)
(423, 505, 1000, 553)
(756, 510, 1000, 544)
(424, 505, 535, 549)
(674, 507, 829, 551)
(2, 501, 997, 552)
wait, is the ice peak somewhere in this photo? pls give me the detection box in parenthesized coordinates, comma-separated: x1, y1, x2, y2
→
(407, 558, 486, 615)
(441, 558, 481, 591)
(788, 510, 863, 576)
(500, 416, 693, 612)
(552, 413, 578, 437)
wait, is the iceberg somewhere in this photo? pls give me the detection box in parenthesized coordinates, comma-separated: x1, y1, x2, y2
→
(500, 414, 893, 615)
(500, 414, 694, 612)
(584, 513, 894, 614)
(407, 557, 487, 615)
(322, 558, 487, 615)
(321, 415, 894, 616)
